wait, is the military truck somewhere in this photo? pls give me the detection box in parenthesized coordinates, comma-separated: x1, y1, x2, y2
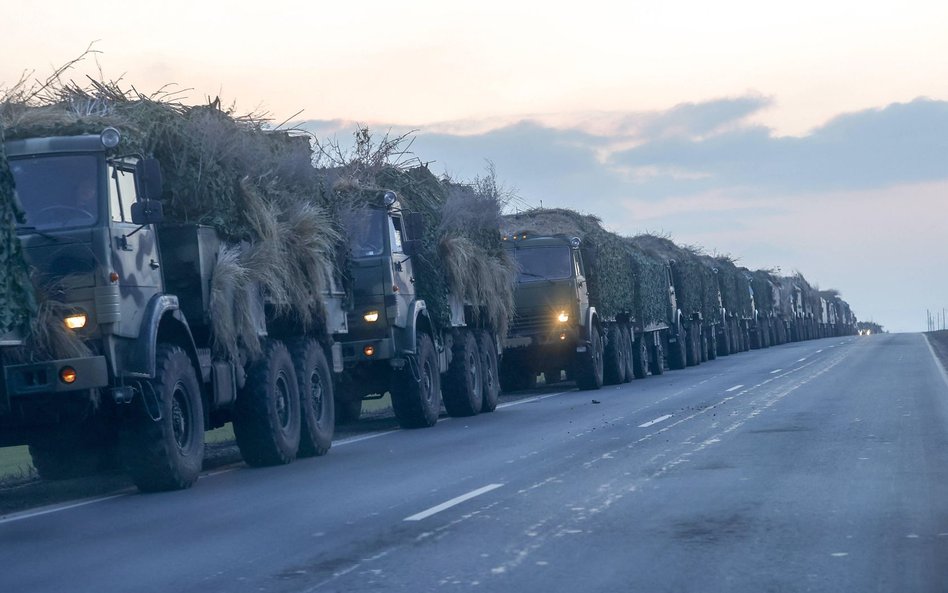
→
(0, 129, 348, 491)
(499, 233, 613, 391)
(499, 209, 676, 391)
(629, 235, 723, 369)
(333, 190, 503, 428)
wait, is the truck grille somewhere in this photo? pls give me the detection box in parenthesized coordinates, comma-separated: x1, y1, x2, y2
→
(510, 313, 550, 335)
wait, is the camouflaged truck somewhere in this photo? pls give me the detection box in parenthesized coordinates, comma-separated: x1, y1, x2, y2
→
(334, 191, 502, 428)
(0, 129, 348, 491)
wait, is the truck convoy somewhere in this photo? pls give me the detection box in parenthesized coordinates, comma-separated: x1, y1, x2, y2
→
(0, 82, 858, 492)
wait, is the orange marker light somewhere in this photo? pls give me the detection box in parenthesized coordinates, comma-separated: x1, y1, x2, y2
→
(60, 367, 77, 384)
(363, 345, 376, 357)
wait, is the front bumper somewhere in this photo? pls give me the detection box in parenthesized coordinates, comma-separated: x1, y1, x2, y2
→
(1, 356, 109, 413)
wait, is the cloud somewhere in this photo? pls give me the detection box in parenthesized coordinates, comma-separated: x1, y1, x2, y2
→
(612, 97, 948, 194)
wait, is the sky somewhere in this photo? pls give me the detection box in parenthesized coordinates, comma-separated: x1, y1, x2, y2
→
(2, 0, 946, 332)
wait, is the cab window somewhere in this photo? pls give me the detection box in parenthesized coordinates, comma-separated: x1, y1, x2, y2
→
(108, 165, 138, 223)
(390, 216, 404, 254)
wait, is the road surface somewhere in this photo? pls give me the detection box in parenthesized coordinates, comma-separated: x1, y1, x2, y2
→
(2, 333, 947, 593)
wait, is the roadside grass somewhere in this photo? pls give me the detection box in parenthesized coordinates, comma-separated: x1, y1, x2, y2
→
(0, 445, 35, 481)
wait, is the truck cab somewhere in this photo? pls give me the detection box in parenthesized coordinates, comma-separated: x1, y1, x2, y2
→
(1, 130, 163, 438)
(501, 233, 600, 390)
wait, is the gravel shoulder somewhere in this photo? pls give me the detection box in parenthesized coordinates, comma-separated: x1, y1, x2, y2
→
(926, 330, 948, 371)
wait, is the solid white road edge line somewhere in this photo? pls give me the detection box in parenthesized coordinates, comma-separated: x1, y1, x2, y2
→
(923, 334, 948, 391)
(638, 414, 673, 428)
(0, 493, 127, 525)
(725, 384, 744, 392)
(497, 391, 568, 409)
(404, 483, 504, 521)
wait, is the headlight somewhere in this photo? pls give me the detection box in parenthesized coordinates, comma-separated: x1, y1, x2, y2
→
(557, 311, 570, 323)
(363, 310, 380, 323)
(65, 313, 87, 330)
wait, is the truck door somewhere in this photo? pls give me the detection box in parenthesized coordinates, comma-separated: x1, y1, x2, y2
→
(388, 214, 414, 327)
(107, 163, 162, 338)
(574, 250, 589, 325)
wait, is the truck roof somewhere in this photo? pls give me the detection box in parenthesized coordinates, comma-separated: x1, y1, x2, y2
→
(502, 234, 573, 249)
(4, 133, 108, 158)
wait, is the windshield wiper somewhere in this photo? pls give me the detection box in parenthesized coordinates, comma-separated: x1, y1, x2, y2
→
(16, 225, 61, 242)
(519, 271, 556, 283)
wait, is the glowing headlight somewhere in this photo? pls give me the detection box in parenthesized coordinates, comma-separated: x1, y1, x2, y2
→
(557, 311, 570, 323)
(65, 313, 87, 330)
(363, 310, 380, 323)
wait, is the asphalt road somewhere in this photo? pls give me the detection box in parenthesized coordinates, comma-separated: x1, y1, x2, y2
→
(3, 333, 948, 593)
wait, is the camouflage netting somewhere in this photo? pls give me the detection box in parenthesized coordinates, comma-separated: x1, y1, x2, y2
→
(501, 208, 636, 320)
(629, 234, 717, 321)
(0, 129, 36, 337)
(751, 269, 778, 315)
(323, 154, 516, 338)
(700, 256, 753, 318)
(626, 244, 668, 327)
(2, 80, 338, 360)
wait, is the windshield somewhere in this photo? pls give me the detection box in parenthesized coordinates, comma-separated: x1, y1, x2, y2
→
(345, 208, 388, 257)
(9, 154, 100, 231)
(511, 245, 573, 283)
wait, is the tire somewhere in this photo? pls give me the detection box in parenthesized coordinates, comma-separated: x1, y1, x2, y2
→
(29, 427, 118, 480)
(391, 333, 441, 428)
(708, 330, 718, 360)
(685, 327, 700, 367)
(293, 339, 334, 458)
(443, 330, 484, 417)
(622, 326, 635, 382)
(668, 330, 687, 370)
(234, 339, 301, 467)
(700, 333, 709, 363)
(650, 335, 665, 375)
(632, 333, 650, 379)
(718, 324, 732, 356)
(119, 344, 204, 492)
(603, 324, 627, 386)
(478, 331, 500, 413)
(575, 324, 604, 391)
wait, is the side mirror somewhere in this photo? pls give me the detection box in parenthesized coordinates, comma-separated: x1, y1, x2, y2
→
(135, 158, 164, 201)
(403, 212, 426, 240)
(131, 199, 165, 225)
(402, 239, 422, 257)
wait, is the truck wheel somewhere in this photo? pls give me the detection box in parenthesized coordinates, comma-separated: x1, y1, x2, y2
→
(685, 328, 700, 367)
(120, 344, 204, 492)
(293, 339, 334, 457)
(622, 327, 635, 381)
(29, 427, 118, 480)
(603, 324, 626, 385)
(575, 324, 604, 391)
(391, 333, 441, 428)
(443, 330, 484, 417)
(234, 339, 301, 466)
(668, 331, 687, 370)
(632, 334, 650, 379)
(650, 336, 665, 375)
(708, 331, 718, 360)
(478, 330, 500, 413)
